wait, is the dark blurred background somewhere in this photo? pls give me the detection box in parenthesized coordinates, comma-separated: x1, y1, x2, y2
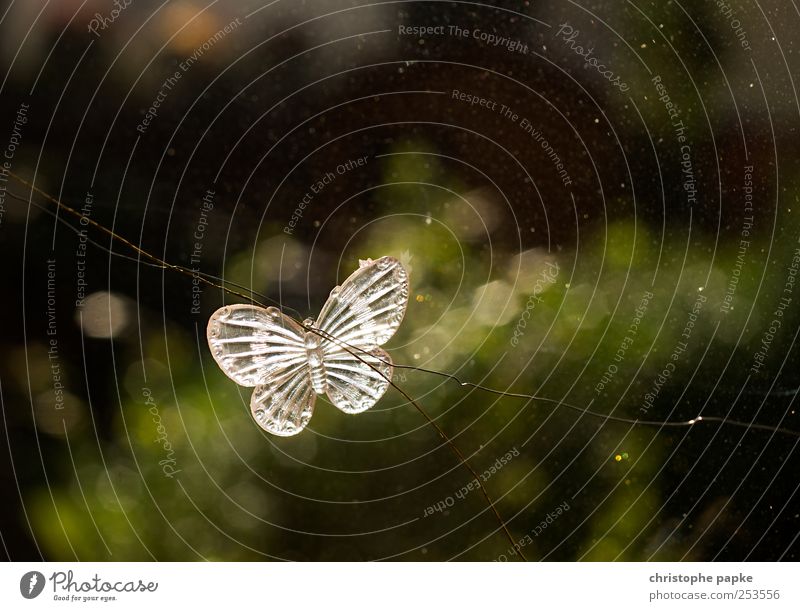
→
(0, 0, 798, 561)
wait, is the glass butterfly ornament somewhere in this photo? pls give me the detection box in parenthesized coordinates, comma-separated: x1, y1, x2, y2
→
(206, 256, 409, 436)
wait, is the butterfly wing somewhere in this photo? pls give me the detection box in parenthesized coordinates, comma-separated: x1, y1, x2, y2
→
(207, 304, 315, 435)
(315, 256, 409, 413)
(324, 346, 393, 414)
(316, 256, 409, 348)
(207, 304, 308, 386)
(251, 368, 315, 436)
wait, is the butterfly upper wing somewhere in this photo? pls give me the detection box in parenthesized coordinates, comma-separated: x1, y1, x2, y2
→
(315, 256, 409, 413)
(316, 256, 409, 349)
(207, 304, 307, 387)
(207, 304, 315, 435)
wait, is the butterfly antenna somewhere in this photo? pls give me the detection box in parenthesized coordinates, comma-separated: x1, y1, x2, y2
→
(307, 325, 527, 561)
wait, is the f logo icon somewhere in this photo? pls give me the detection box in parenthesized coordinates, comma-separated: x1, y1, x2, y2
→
(20, 571, 45, 599)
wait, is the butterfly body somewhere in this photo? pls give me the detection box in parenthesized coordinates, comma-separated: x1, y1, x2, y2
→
(303, 325, 329, 394)
(207, 256, 409, 436)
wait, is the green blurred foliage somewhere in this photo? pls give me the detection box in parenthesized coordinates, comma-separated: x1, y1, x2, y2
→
(27, 138, 798, 560)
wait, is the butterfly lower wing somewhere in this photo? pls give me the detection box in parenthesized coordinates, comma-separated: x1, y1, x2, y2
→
(325, 346, 393, 414)
(251, 365, 315, 436)
(315, 256, 409, 350)
(207, 305, 307, 387)
(314, 256, 407, 413)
